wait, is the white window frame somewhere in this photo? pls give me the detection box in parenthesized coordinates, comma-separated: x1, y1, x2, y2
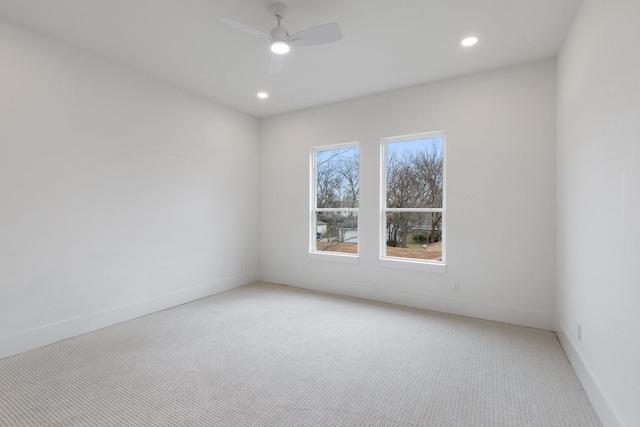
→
(380, 131, 446, 273)
(309, 142, 360, 263)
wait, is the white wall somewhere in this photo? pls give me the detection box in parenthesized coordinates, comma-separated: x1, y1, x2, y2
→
(259, 59, 557, 330)
(0, 19, 260, 359)
(556, 1, 640, 426)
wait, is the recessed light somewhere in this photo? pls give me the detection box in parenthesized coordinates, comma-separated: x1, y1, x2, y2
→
(461, 36, 479, 47)
(257, 92, 269, 99)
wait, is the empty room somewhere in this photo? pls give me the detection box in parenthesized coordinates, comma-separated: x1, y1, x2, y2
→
(0, 0, 638, 426)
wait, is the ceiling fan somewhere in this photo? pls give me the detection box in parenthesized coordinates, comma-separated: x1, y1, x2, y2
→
(219, 2, 342, 73)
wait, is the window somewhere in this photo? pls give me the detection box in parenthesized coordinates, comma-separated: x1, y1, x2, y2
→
(381, 132, 445, 271)
(310, 143, 359, 258)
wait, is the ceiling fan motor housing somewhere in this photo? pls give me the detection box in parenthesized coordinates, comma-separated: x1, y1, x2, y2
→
(270, 26, 290, 54)
(270, 26, 289, 39)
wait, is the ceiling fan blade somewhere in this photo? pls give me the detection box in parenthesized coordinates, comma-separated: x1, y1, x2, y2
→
(218, 17, 272, 42)
(267, 53, 285, 75)
(290, 22, 342, 46)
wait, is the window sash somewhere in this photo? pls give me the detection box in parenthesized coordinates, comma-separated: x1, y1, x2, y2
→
(383, 208, 443, 213)
(310, 143, 360, 257)
(315, 208, 359, 212)
(380, 131, 445, 267)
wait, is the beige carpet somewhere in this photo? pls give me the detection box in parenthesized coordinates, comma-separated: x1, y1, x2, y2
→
(0, 282, 601, 426)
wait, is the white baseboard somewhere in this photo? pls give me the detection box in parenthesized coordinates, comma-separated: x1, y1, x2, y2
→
(0, 271, 259, 360)
(260, 270, 554, 330)
(556, 322, 623, 427)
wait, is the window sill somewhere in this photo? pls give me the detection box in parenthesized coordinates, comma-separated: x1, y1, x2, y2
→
(309, 252, 359, 264)
(379, 257, 446, 273)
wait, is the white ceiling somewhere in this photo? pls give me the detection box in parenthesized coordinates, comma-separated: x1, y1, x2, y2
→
(0, 0, 582, 118)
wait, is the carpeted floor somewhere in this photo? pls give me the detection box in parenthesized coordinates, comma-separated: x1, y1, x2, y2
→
(0, 282, 601, 426)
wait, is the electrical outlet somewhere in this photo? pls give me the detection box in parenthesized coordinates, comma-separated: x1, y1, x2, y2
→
(577, 324, 582, 341)
(453, 281, 461, 292)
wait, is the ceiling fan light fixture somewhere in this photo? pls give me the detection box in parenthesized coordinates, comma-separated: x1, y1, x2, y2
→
(270, 39, 290, 54)
(461, 36, 479, 47)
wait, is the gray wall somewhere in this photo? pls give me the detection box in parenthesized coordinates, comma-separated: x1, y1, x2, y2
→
(556, 0, 640, 426)
(259, 59, 557, 330)
(0, 19, 260, 358)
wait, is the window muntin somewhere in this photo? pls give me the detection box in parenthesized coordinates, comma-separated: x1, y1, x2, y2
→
(381, 132, 445, 264)
(311, 144, 359, 256)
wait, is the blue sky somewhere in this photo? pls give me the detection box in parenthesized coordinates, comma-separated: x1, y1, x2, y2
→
(387, 136, 444, 157)
(317, 146, 359, 164)
(316, 136, 443, 164)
